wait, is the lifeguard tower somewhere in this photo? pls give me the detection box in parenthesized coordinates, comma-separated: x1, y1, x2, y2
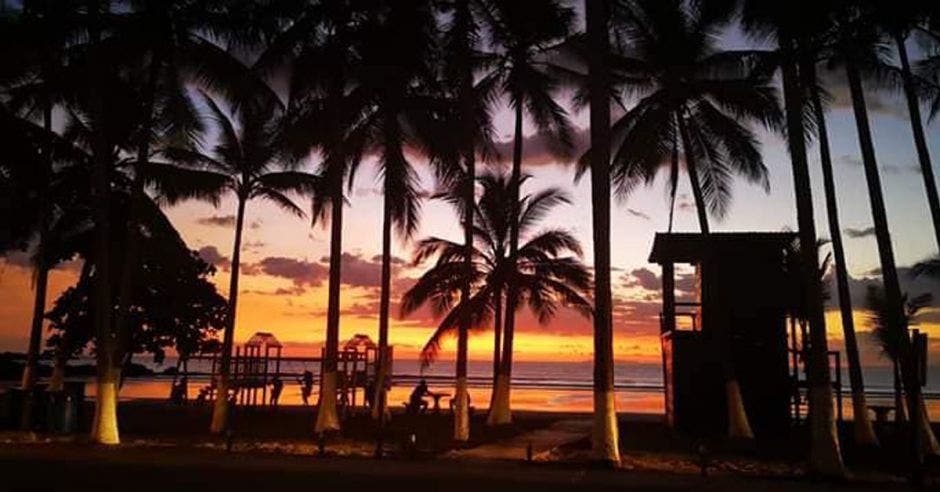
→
(650, 232, 795, 437)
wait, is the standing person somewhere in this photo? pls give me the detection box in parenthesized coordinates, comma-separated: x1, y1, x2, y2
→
(270, 376, 284, 408)
(298, 370, 314, 406)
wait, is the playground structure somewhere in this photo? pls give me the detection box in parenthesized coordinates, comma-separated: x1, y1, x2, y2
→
(332, 334, 391, 412)
(650, 232, 843, 438)
(193, 332, 390, 412)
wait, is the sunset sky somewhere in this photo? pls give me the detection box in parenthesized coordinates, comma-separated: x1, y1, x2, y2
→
(2, 24, 940, 372)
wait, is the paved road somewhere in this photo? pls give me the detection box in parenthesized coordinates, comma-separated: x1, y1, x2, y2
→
(0, 443, 926, 491)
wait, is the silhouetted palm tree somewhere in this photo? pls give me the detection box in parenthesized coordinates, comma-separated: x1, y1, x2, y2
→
(482, 0, 575, 426)
(872, 0, 940, 252)
(584, 0, 620, 465)
(608, 0, 781, 234)
(798, 25, 879, 445)
(826, 2, 939, 457)
(152, 93, 320, 434)
(402, 172, 592, 373)
(347, 0, 453, 431)
(0, 0, 82, 429)
(605, 0, 782, 440)
(736, 0, 845, 475)
(258, 0, 368, 435)
(436, 0, 498, 441)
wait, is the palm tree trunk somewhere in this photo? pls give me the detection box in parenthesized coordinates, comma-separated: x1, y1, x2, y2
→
(488, 100, 524, 426)
(806, 62, 878, 446)
(372, 183, 393, 423)
(112, 51, 160, 401)
(87, 0, 120, 446)
(781, 45, 843, 475)
(587, 0, 620, 465)
(895, 33, 940, 251)
(19, 98, 54, 430)
(676, 114, 710, 234)
(210, 196, 247, 434)
(679, 110, 752, 438)
(893, 359, 907, 424)
(845, 61, 938, 458)
(454, 3, 475, 440)
(316, 190, 343, 433)
(491, 285, 503, 391)
(454, 148, 475, 441)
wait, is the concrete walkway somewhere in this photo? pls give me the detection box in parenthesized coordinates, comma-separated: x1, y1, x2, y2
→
(448, 419, 592, 461)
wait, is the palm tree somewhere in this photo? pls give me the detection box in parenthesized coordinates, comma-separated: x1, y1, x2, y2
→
(402, 172, 592, 379)
(346, 0, 453, 432)
(800, 41, 879, 445)
(606, 0, 782, 440)
(585, 0, 620, 465)
(150, 93, 320, 434)
(866, 285, 940, 453)
(436, 0, 498, 442)
(827, 2, 939, 457)
(482, 0, 575, 426)
(245, 0, 365, 435)
(0, 0, 82, 430)
(736, 0, 844, 475)
(872, 0, 940, 252)
(108, 0, 275, 397)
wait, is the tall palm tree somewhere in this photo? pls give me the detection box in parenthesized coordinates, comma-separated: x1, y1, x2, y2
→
(606, 0, 782, 440)
(0, 0, 82, 430)
(736, 0, 844, 475)
(437, 0, 498, 442)
(872, 0, 940, 252)
(827, 2, 939, 457)
(150, 93, 320, 434)
(585, 0, 620, 465)
(346, 0, 453, 432)
(247, 0, 365, 435)
(402, 172, 592, 373)
(482, 0, 575, 426)
(801, 55, 879, 445)
(108, 0, 274, 399)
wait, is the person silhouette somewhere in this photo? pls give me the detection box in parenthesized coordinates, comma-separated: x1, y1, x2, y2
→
(409, 379, 430, 414)
(297, 370, 314, 406)
(270, 375, 284, 408)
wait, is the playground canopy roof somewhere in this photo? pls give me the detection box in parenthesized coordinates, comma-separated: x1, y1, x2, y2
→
(343, 333, 377, 351)
(245, 332, 283, 349)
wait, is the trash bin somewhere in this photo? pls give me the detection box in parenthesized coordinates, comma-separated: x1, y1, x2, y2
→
(47, 382, 85, 434)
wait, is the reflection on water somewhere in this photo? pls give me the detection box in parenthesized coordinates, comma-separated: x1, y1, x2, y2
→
(85, 377, 939, 418)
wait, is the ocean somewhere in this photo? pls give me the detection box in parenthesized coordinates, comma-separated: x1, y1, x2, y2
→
(43, 357, 940, 417)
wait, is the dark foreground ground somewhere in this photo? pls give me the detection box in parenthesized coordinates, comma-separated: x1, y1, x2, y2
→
(0, 442, 924, 492)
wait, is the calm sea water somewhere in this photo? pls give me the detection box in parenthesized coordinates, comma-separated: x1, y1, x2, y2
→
(43, 357, 940, 417)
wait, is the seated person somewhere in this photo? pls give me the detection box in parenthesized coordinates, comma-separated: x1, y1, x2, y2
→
(408, 379, 431, 414)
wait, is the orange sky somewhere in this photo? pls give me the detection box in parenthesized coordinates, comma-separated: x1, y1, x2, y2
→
(2, 63, 940, 370)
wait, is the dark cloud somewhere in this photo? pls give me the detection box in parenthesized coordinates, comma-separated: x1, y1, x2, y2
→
(196, 215, 236, 227)
(818, 67, 906, 119)
(836, 154, 920, 175)
(622, 268, 660, 291)
(197, 246, 231, 270)
(491, 126, 590, 167)
(844, 226, 876, 239)
(256, 256, 328, 287)
(826, 265, 940, 323)
(1, 250, 33, 268)
(371, 254, 407, 266)
(249, 220, 263, 230)
(626, 208, 651, 220)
